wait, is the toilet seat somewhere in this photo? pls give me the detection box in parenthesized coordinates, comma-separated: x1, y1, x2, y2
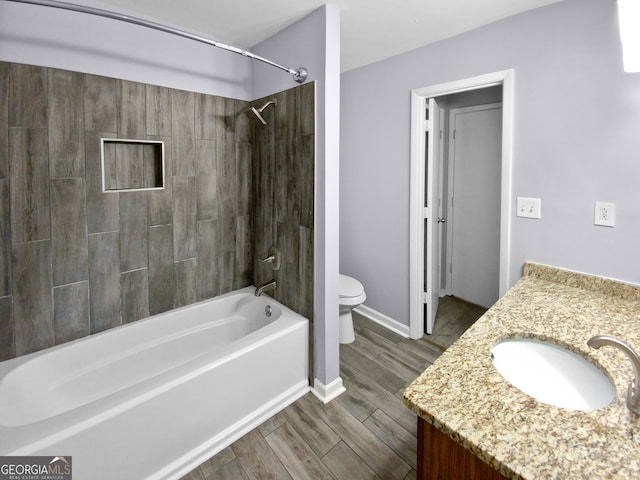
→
(340, 274, 364, 299)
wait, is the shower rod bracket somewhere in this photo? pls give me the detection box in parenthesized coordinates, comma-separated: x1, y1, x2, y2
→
(292, 67, 308, 84)
(4, 0, 309, 84)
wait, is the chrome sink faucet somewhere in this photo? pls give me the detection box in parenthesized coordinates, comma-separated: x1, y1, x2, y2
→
(588, 335, 640, 415)
(255, 280, 276, 297)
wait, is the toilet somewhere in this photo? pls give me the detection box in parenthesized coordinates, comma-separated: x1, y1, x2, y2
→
(339, 274, 366, 344)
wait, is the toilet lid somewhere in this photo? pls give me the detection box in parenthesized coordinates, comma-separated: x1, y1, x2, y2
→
(340, 274, 364, 298)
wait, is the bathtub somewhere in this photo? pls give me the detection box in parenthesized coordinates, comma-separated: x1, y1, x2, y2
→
(0, 287, 309, 479)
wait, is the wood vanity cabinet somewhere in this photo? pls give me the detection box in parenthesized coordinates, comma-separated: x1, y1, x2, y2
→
(417, 417, 508, 480)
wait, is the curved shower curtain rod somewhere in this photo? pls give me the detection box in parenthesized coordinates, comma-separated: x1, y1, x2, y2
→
(5, 0, 309, 83)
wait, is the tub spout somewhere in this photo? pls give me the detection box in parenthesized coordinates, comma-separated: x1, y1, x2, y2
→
(588, 335, 640, 415)
(255, 280, 276, 297)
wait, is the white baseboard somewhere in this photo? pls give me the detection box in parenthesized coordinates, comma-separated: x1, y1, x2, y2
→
(354, 304, 411, 338)
(311, 376, 346, 404)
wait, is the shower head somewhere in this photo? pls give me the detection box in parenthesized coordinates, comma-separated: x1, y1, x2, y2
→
(246, 99, 277, 125)
(249, 106, 267, 125)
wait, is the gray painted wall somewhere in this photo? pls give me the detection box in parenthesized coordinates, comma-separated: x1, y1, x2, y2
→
(0, 0, 252, 99)
(341, 0, 640, 327)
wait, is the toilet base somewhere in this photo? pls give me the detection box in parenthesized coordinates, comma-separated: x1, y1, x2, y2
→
(339, 310, 355, 344)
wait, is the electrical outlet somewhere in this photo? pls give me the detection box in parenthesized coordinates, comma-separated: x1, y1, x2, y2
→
(594, 202, 615, 227)
(516, 197, 541, 219)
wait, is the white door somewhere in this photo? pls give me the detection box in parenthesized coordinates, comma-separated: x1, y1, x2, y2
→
(447, 104, 502, 308)
(424, 98, 443, 334)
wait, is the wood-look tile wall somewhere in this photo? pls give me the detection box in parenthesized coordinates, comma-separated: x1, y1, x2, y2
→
(252, 83, 315, 322)
(0, 61, 257, 360)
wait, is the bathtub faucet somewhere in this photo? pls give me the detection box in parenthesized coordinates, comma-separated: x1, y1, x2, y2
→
(255, 280, 276, 297)
(587, 335, 640, 415)
(258, 245, 281, 271)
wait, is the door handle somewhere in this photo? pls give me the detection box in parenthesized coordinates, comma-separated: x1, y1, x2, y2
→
(437, 217, 446, 224)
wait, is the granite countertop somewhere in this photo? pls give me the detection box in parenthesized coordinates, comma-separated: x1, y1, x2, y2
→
(403, 262, 640, 479)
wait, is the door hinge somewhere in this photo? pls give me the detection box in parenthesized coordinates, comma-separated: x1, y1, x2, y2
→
(423, 207, 429, 219)
(423, 292, 428, 303)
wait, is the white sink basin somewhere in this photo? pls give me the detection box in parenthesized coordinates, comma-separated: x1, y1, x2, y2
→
(491, 338, 615, 411)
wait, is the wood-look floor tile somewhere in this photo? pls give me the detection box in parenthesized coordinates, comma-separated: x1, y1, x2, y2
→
(257, 410, 286, 437)
(282, 400, 340, 457)
(353, 313, 403, 343)
(403, 468, 418, 480)
(196, 447, 237, 479)
(340, 368, 417, 435)
(419, 336, 446, 354)
(356, 325, 401, 352)
(347, 328, 388, 362)
(340, 345, 407, 393)
(265, 422, 336, 480)
(430, 295, 485, 348)
(231, 429, 292, 480)
(337, 349, 362, 378)
(396, 336, 443, 363)
(322, 441, 380, 480)
(338, 356, 361, 378)
(338, 344, 369, 373)
(375, 352, 422, 385)
(459, 305, 488, 329)
(296, 395, 411, 480)
(363, 409, 417, 469)
(335, 381, 377, 422)
(205, 459, 249, 480)
(377, 337, 429, 370)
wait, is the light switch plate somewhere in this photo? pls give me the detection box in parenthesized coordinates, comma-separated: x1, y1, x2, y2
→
(516, 197, 541, 219)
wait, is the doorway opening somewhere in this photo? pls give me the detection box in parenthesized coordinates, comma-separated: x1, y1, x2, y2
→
(409, 70, 514, 338)
(445, 96, 502, 307)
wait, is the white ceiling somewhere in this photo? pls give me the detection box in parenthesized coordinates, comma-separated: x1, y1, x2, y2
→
(97, 0, 564, 72)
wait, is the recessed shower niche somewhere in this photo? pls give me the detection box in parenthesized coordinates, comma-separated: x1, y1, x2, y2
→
(101, 138, 165, 192)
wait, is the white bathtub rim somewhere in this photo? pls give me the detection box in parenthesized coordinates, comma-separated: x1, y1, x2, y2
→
(1, 313, 271, 423)
(160, 380, 310, 480)
(0, 287, 293, 415)
(0, 286, 281, 375)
